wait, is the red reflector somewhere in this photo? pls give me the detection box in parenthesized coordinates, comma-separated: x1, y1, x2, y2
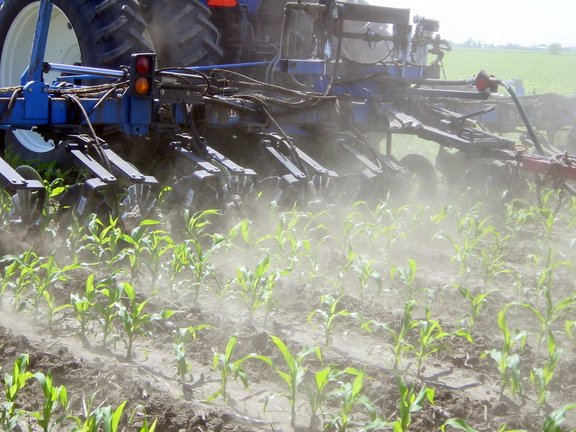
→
(208, 0, 237, 6)
(135, 56, 151, 75)
(134, 76, 150, 95)
(474, 70, 491, 92)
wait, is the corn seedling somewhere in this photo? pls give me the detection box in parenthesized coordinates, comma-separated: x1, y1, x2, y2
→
(437, 211, 493, 282)
(0, 255, 21, 308)
(456, 284, 493, 329)
(173, 324, 213, 382)
(530, 331, 562, 407)
(138, 228, 174, 291)
(31, 256, 79, 325)
(119, 219, 163, 282)
(96, 400, 127, 432)
(115, 282, 174, 360)
(210, 335, 271, 402)
(391, 300, 419, 371)
(543, 402, 576, 432)
(1, 354, 34, 431)
(410, 307, 473, 378)
(184, 237, 218, 301)
(351, 254, 382, 301)
(71, 273, 98, 342)
(80, 215, 126, 266)
(306, 365, 345, 430)
(487, 304, 527, 400)
(390, 258, 418, 300)
(269, 335, 321, 428)
(325, 368, 377, 432)
(307, 294, 358, 347)
(235, 255, 282, 324)
(0, 250, 41, 310)
(441, 418, 527, 432)
(32, 371, 68, 432)
(93, 277, 123, 347)
(389, 374, 435, 431)
(181, 208, 220, 240)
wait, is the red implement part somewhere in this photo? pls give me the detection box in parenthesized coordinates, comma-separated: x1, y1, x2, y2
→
(208, 0, 238, 6)
(516, 153, 576, 181)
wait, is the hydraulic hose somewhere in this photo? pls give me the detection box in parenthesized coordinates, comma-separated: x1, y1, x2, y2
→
(497, 79, 546, 156)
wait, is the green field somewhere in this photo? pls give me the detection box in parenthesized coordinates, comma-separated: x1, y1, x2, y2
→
(440, 47, 576, 95)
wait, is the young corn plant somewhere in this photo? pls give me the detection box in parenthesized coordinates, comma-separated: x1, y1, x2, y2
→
(487, 304, 527, 400)
(235, 255, 283, 324)
(115, 282, 175, 360)
(269, 335, 322, 428)
(410, 307, 473, 378)
(530, 331, 562, 408)
(437, 211, 493, 283)
(119, 219, 163, 282)
(307, 294, 358, 347)
(183, 237, 219, 302)
(351, 254, 382, 301)
(31, 256, 80, 327)
(307, 365, 345, 430)
(173, 324, 213, 383)
(1, 354, 34, 431)
(388, 374, 435, 432)
(0, 255, 21, 308)
(180, 208, 221, 240)
(390, 258, 418, 300)
(441, 418, 527, 432)
(32, 371, 69, 432)
(80, 215, 126, 267)
(71, 273, 98, 342)
(93, 278, 124, 348)
(525, 251, 575, 349)
(456, 284, 493, 329)
(272, 210, 313, 271)
(325, 368, 378, 432)
(209, 335, 271, 402)
(543, 402, 576, 432)
(138, 228, 175, 291)
(0, 250, 42, 310)
(477, 233, 511, 290)
(390, 300, 419, 371)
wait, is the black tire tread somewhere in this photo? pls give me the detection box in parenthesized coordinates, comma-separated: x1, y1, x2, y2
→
(142, 0, 223, 67)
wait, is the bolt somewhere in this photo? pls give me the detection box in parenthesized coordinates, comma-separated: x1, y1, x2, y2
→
(160, 89, 166, 96)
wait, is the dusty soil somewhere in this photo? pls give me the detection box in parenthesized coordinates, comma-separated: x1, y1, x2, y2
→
(0, 191, 575, 431)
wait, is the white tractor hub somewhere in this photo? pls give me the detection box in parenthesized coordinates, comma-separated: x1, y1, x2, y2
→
(0, 3, 80, 153)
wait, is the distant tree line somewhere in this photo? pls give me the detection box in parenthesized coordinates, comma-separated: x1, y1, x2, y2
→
(456, 38, 567, 53)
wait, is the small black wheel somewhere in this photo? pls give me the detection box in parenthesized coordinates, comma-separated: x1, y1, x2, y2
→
(0, 0, 153, 162)
(140, 0, 223, 67)
(398, 153, 439, 201)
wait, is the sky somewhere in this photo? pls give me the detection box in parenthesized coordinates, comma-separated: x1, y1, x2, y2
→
(368, 0, 576, 47)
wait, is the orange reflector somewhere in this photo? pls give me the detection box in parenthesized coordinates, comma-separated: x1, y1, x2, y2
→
(208, 0, 237, 6)
(134, 77, 150, 95)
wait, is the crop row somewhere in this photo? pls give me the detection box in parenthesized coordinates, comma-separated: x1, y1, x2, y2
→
(1, 186, 576, 430)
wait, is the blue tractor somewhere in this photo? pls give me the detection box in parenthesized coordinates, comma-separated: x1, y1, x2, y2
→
(0, 0, 573, 224)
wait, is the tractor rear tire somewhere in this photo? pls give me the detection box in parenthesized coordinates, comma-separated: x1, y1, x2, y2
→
(0, 0, 153, 162)
(140, 0, 223, 67)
